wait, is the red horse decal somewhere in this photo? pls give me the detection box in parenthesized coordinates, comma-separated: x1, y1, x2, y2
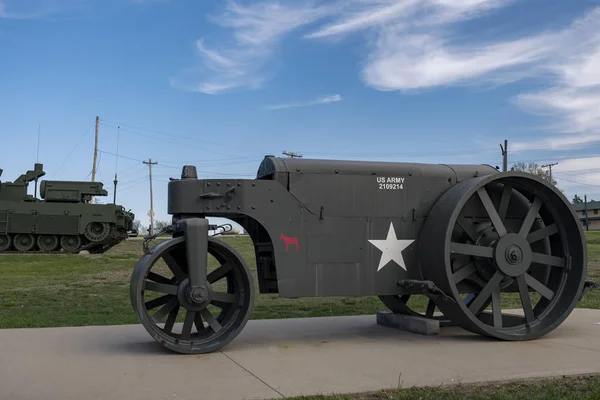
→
(280, 233, 299, 252)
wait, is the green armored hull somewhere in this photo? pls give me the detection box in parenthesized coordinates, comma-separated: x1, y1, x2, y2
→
(0, 164, 134, 253)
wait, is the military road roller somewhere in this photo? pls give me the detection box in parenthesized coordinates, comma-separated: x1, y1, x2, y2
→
(130, 156, 594, 354)
(0, 163, 134, 253)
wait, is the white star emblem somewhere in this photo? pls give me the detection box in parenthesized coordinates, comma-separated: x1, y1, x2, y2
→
(368, 222, 414, 271)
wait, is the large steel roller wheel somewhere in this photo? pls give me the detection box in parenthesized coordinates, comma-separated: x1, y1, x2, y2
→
(130, 236, 254, 354)
(420, 172, 587, 341)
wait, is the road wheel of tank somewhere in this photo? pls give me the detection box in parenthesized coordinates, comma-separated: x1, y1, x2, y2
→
(84, 222, 111, 243)
(61, 235, 82, 252)
(37, 235, 59, 252)
(0, 234, 12, 252)
(13, 234, 35, 251)
(130, 236, 255, 354)
(420, 172, 587, 341)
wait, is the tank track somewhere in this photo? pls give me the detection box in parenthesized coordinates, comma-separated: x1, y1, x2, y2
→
(0, 235, 125, 255)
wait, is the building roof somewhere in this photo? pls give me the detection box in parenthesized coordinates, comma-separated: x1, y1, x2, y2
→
(573, 200, 600, 211)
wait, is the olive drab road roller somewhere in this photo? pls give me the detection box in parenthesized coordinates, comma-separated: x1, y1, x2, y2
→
(130, 156, 596, 354)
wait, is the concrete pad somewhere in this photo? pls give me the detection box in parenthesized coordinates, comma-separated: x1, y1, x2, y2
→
(0, 309, 599, 400)
(376, 311, 440, 335)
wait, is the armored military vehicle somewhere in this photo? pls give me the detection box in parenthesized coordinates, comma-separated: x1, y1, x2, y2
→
(0, 163, 134, 253)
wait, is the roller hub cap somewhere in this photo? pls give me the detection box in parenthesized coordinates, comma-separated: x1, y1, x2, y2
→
(494, 233, 532, 277)
(178, 280, 211, 310)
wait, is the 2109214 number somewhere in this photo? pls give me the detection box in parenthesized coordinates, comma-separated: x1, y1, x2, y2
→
(379, 183, 403, 190)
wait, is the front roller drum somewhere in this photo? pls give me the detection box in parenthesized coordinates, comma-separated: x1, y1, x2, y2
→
(130, 236, 255, 354)
(420, 172, 587, 341)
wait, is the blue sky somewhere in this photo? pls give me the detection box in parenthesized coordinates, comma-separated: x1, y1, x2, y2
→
(1, 0, 600, 230)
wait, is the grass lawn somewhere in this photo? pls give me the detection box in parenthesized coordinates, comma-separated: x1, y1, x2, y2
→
(0, 231, 598, 329)
(284, 375, 600, 400)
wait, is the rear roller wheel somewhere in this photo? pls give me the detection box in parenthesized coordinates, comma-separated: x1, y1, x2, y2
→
(130, 236, 254, 354)
(0, 234, 11, 252)
(14, 234, 35, 251)
(420, 172, 587, 341)
(38, 235, 59, 251)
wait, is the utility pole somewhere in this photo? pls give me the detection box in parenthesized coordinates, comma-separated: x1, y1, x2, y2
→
(499, 140, 508, 172)
(143, 159, 158, 235)
(282, 151, 303, 158)
(113, 125, 120, 204)
(584, 194, 589, 231)
(90, 116, 100, 204)
(541, 162, 558, 183)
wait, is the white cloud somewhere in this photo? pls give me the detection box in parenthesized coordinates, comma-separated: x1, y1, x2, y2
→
(173, 1, 600, 153)
(170, 0, 331, 94)
(264, 94, 342, 110)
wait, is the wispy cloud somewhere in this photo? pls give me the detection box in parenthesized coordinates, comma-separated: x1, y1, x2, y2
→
(170, 0, 331, 94)
(173, 1, 600, 155)
(264, 94, 342, 110)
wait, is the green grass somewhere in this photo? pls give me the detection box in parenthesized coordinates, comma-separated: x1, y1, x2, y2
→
(0, 232, 598, 329)
(282, 375, 600, 400)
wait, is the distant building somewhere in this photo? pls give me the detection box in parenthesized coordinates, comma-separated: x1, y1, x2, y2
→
(573, 201, 600, 231)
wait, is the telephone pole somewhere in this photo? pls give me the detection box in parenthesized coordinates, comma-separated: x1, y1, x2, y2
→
(282, 151, 303, 158)
(584, 194, 589, 231)
(143, 159, 158, 235)
(90, 116, 100, 204)
(499, 140, 508, 172)
(541, 162, 558, 182)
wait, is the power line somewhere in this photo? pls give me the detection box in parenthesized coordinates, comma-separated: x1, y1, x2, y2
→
(51, 122, 95, 178)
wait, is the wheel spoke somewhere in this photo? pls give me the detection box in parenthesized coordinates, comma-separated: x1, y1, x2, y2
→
(477, 187, 507, 237)
(145, 294, 172, 310)
(147, 271, 172, 285)
(194, 312, 206, 333)
(200, 308, 222, 332)
(457, 217, 478, 243)
(517, 275, 535, 324)
(468, 270, 504, 314)
(207, 263, 232, 284)
(531, 252, 566, 268)
(180, 310, 195, 340)
(524, 273, 554, 300)
(400, 295, 410, 303)
(211, 292, 238, 308)
(498, 183, 512, 221)
(491, 288, 502, 328)
(518, 196, 543, 237)
(162, 252, 185, 279)
(451, 242, 494, 258)
(452, 262, 477, 285)
(527, 223, 559, 244)
(152, 297, 179, 323)
(164, 305, 179, 333)
(425, 299, 436, 318)
(144, 280, 179, 295)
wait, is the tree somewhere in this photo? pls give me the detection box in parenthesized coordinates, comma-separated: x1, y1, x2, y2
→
(154, 220, 170, 233)
(573, 194, 583, 204)
(132, 219, 142, 231)
(511, 162, 559, 187)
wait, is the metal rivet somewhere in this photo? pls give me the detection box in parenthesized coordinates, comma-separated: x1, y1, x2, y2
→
(207, 183, 211, 186)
